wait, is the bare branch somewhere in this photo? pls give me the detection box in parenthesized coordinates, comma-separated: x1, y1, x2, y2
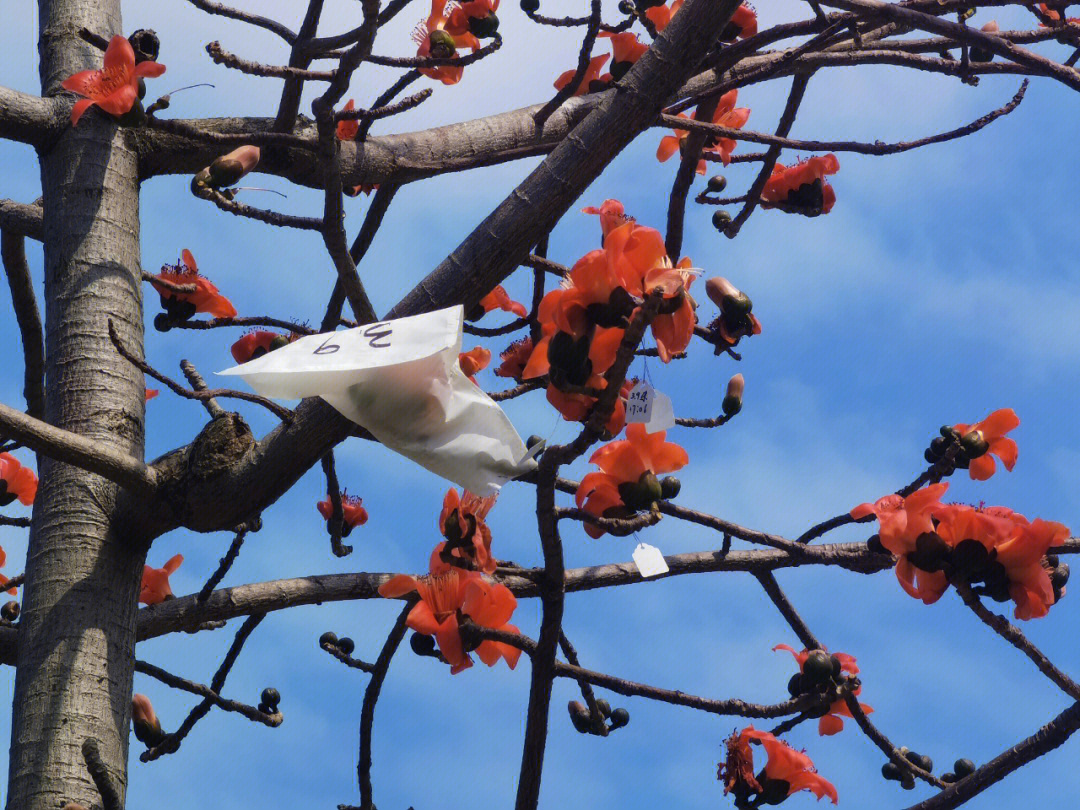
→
(0, 401, 156, 496)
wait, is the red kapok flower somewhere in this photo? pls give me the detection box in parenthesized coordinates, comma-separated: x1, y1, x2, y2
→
(317, 494, 369, 536)
(554, 54, 611, 96)
(582, 199, 630, 239)
(337, 99, 359, 141)
(952, 408, 1019, 481)
(761, 154, 839, 216)
(600, 31, 648, 80)
(1038, 2, 1080, 23)
(379, 561, 520, 674)
(479, 285, 528, 319)
(230, 331, 292, 364)
(140, 554, 183, 605)
(851, 483, 951, 604)
(996, 517, 1071, 620)
(657, 90, 751, 171)
(0, 546, 16, 595)
(721, 3, 759, 41)
(459, 347, 491, 381)
(144, 388, 159, 401)
(645, 0, 685, 31)
(436, 488, 498, 574)
(774, 644, 872, 736)
(344, 183, 379, 198)
(721, 727, 837, 804)
(61, 35, 166, 126)
(705, 276, 762, 348)
(494, 337, 534, 380)
(576, 424, 688, 538)
(447, 0, 500, 38)
(150, 250, 238, 320)
(0, 452, 38, 507)
(414, 0, 479, 85)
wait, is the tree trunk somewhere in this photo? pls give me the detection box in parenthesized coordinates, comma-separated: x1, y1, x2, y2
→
(7, 2, 146, 807)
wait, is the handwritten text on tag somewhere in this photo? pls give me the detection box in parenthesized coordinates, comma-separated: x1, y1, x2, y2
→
(626, 381, 654, 423)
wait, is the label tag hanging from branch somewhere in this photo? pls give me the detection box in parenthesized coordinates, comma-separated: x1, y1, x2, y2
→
(217, 306, 536, 495)
(626, 381, 676, 433)
(632, 542, 669, 578)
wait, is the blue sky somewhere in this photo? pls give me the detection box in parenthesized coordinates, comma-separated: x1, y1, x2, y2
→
(3, 1, 1080, 808)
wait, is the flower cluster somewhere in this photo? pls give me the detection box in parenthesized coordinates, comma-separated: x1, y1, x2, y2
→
(576, 424, 687, 538)
(379, 490, 517, 673)
(657, 90, 751, 171)
(852, 483, 1070, 619)
(720, 726, 837, 806)
(150, 249, 237, 324)
(519, 203, 698, 431)
(775, 644, 872, 736)
(761, 155, 840, 216)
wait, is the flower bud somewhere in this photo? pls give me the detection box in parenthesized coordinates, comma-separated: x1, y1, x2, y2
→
(660, 476, 681, 500)
(707, 175, 727, 193)
(428, 30, 457, 59)
(723, 373, 744, 416)
(411, 632, 436, 656)
(261, 687, 280, 709)
(960, 429, 989, 459)
(712, 210, 732, 231)
(802, 650, 833, 687)
(338, 637, 355, 655)
(971, 21, 998, 62)
(954, 758, 976, 778)
(1, 601, 19, 622)
(319, 631, 338, 647)
(468, 12, 500, 37)
(609, 707, 630, 728)
(132, 694, 165, 746)
(206, 146, 261, 188)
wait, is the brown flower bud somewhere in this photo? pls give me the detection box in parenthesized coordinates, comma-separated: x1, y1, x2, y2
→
(206, 145, 261, 188)
(723, 373, 744, 416)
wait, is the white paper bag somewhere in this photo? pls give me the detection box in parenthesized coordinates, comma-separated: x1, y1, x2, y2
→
(218, 306, 536, 495)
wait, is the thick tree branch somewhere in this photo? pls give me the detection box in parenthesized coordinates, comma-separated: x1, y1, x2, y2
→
(0, 401, 156, 496)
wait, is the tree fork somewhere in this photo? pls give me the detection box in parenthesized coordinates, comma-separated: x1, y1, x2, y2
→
(8, 2, 148, 808)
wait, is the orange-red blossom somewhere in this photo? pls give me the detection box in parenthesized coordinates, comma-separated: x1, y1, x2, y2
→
(415, 0, 479, 85)
(576, 424, 688, 538)
(774, 644, 872, 736)
(953, 407, 1019, 481)
(761, 154, 840, 216)
(436, 487, 498, 574)
(140, 554, 183, 605)
(852, 483, 1070, 619)
(379, 561, 521, 674)
(150, 250, 238, 319)
(657, 89, 750, 171)
(720, 726, 838, 804)
(61, 35, 165, 126)
(0, 452, 37, 506)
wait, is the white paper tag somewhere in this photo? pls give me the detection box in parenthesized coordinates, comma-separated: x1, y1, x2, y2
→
(632, 543, 669, 578)
(644, 388, 676, 433)
(626, 381, 654, 423)
(218, 306, 537, 495)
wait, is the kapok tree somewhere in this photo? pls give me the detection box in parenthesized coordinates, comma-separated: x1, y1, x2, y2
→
(1, 1, 1079, 809)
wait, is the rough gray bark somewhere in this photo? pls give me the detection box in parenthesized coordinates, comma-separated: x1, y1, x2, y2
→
(7, 1, 147, 808)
